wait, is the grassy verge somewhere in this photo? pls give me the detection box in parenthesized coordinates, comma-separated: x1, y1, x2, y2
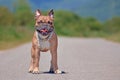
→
(105, 32, 120, 43)
(0, 26, 33, 50)
(0, 26, 120, 50)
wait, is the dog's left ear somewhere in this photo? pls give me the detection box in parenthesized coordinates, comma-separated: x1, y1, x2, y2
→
(35, 9, 41, 20)
(48, 9, 54, 18)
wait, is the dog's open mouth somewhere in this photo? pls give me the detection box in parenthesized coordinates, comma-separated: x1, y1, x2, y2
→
(37, 28, 49, 36)
(36, 27, 53, 36)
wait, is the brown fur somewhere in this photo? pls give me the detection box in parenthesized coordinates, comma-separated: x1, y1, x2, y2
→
(28, 9, 61, 74)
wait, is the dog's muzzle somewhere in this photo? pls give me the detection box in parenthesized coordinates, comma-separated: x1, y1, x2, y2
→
(35, 24, 54, 36)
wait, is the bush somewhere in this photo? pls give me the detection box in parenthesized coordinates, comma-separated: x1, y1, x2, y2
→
(104, 17, 120, 33)
(0, 7, 14, 26)
(14, 0, 34, 26)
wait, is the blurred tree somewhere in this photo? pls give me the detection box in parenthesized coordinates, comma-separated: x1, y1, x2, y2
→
(104, 17, 120, 33)
(14, 0, 33, 26)
(54, 11, 81, 36)
(85, 17, 103, 31)
(0, 7, 14, 26)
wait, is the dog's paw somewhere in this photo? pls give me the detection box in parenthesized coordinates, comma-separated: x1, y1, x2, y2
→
(28, 70, 33, 73)
(28, 68, 33, 73)
(54, 69, 62, 74)
(32, 68, 40, 74)
(32, 71, 40, 74)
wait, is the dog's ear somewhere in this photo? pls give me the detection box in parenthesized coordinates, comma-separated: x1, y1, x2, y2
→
(48, 9, 54, 18)
(35, 9, 41, 20)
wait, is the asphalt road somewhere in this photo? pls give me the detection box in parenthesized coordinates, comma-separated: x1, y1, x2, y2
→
(0, 37, 120, 80)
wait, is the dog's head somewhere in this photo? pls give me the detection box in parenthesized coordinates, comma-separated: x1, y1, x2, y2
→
(35, 9, 54, 37)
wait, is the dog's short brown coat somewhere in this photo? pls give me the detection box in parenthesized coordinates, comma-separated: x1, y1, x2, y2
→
(28, 9, 62, 74)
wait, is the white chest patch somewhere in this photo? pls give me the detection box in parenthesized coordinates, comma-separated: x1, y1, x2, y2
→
(36, 31, 50, 50)
(39, 40, 50, 50)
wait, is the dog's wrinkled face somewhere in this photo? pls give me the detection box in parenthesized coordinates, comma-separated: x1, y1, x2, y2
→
(35, 9, 54, 36)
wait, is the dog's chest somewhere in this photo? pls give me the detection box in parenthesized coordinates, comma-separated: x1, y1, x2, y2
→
(36, 31, 51, 51)
(39, 40, 50, 50)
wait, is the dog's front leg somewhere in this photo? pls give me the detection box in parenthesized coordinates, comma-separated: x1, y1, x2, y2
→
(50, 47, 62, 74)
(50, 48, 58, 71)
(32, 47, 40, 74)
(28, 47, 35, 73)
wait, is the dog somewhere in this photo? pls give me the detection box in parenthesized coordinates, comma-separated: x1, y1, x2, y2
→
(28, 9, 62, 74)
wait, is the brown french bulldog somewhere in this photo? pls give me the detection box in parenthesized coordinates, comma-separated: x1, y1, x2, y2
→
(28, 9, 62, 74)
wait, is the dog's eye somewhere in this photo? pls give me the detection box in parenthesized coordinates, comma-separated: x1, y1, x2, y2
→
(37, 20, 43, 24)
(48, 21, 52, 25)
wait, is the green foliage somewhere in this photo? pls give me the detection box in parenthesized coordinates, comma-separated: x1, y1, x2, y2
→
(0, 0, 34, 50)
(85, 17, 103, 31)
(0, 7, 14, 26)
(0, 0, 120, 50)
(54, 11, 105, 37)
(104, 17, 120, 33)
(54, 10, 82, 36)
(0, 25, 33, 50)
(14, 0, 34, 26)
(54, 10, 120, 41)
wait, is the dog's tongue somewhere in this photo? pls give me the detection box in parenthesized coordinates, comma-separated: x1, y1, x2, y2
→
(40, 29, 48, 32)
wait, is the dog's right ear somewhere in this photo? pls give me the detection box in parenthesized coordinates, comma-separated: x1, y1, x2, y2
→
(35, 9, 41, 20)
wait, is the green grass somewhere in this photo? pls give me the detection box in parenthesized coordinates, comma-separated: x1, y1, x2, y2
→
(0, 26, 33, 50)
(105, 32, 120, 43)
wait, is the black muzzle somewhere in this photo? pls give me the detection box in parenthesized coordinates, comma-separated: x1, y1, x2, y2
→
(35, 24, 54, 36)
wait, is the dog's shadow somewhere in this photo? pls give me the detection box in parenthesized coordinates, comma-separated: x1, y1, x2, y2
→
(42, 71, 67, 74)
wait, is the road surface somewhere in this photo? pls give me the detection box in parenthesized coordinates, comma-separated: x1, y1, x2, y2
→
(0, 37, 120, 80)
